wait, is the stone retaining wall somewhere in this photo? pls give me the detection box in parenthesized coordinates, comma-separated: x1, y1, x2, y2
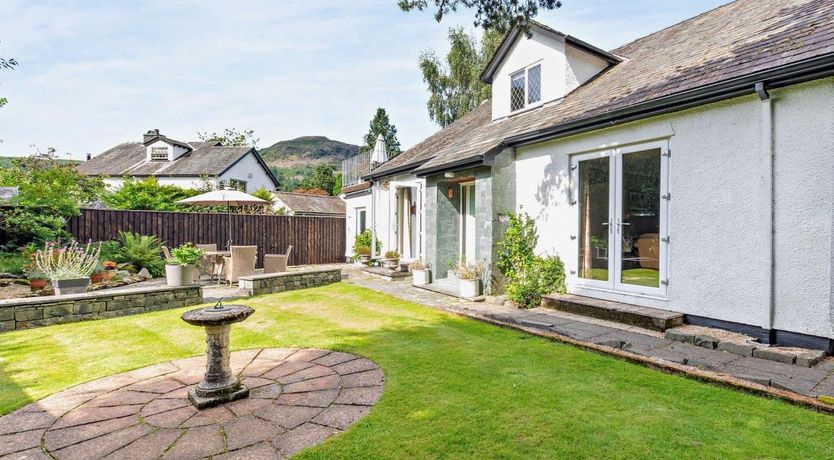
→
(0, 285, 202, 332)
(239, 268, 341, 296)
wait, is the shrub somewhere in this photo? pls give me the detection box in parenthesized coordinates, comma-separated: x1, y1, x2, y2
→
(454, 261, 483, 281)
(0, 251, 28, 275)
(167, 243, 205, 267)
(34, 241, 101, 280)
(506, 256, 566, 308)
(356, 246, 371, 256)
(384, 250, 400, 259)
(1, 208, 71, 251)
(117, 232, 165, 277)
(409, 259, 428, 270)
(353, 230, 380, 256)
(496, 212, 537, 281)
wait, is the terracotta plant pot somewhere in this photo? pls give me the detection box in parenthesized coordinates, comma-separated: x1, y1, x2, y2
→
(53, 278, 91, 296)
(29, 279, 48, 291)
(102, 270, 116, 281)
(90, 273, 106, 284)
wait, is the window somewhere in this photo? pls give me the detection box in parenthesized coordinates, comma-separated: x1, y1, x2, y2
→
(356, 208, 367, 234)
(510, 63, 542, 112)
(510, 71, 526, 112)
(228, 179, 247, 191)
(150, 147, 168, 161)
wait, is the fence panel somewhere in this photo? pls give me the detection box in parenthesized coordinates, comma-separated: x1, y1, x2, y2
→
(64, 208, 345, 267)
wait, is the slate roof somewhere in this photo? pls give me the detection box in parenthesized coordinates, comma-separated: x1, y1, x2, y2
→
(0, 186, 18, 205)
(383, 0, 834, 176)
(273, 192, 345, 216)
(78, 141, 264, 178)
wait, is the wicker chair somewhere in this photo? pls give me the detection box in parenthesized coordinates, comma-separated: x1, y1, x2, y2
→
(161, 246, 172, 260)
(223, 246, 257, 284)
(195, 244, 219, 280)
(263, 245, 293, 274)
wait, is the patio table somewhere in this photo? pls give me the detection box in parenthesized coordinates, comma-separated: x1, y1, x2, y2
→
(203, 251, 231, 283)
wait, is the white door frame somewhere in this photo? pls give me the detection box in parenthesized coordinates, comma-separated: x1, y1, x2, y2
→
(459, 181, 476, 264)
(389, 179, 423, 261)
(571, 140, 669, 298)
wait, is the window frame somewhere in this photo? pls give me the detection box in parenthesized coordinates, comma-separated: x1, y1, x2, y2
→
(509, 62, 543, 113)
(150, 147, 169, 161)
(228, 179, 247, 192)
(356, 208, 367, 235)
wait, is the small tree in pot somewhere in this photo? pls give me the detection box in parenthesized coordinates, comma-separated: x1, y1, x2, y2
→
(409, 259, 431, 286)
(382, 250, 400, 270)
(165, 243, 205, 287)
(455, 261, 483, 298)
(34, 241, 101, 295)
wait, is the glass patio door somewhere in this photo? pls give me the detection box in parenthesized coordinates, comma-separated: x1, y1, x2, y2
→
(576, 143, 667, 296)
(460, 183, 476, 264)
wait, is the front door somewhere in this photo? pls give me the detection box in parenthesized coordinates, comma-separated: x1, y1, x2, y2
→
(575, 143, 667, 296)
(460, 182, 476, 264)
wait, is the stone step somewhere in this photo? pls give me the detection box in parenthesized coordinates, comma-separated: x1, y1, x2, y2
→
(540, 293, 683, 332)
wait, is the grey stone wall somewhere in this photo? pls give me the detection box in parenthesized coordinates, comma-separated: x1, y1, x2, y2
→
(0, 285, 202, 332)
(489, 148, 517, 293)
(239, 268, 342, 296)
(425, 178, 462, 279)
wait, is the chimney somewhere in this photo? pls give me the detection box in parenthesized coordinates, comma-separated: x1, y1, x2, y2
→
(143, 129, 160, 144)
(86, 152, 91, 161)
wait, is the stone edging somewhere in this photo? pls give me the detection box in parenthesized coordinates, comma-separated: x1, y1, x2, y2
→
(441, 304, 834, 414)
(0, 285, 202, 332)
(239, 269, 342, 296)
(664, 328, 827, 367)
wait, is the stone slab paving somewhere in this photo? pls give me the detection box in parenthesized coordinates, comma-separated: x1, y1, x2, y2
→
(0, 348, 383, 459)
(345, 269, 834, 405)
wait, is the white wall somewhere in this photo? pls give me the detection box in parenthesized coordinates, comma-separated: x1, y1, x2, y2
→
(515, 78, 834, 339)
(145, 140, 171, 162)
(219, 152, 276, 192)
(565, 44, 609, 94)
(343, 190, 372, 257)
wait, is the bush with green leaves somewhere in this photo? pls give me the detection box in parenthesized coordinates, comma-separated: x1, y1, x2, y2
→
(506, 256, 566, 308)
(167, 243, 205, 267)
(497, 211, 566, 308)
(116, 232, 165, 277)
(1, 208, 70, 251)
(352, 230, 381, 256)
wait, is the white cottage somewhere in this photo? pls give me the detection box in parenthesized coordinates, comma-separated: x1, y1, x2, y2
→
(354, 0, 834, 352)
(78, 129, 279, 193)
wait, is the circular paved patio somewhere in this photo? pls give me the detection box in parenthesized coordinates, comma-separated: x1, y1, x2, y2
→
(0, 348, 384, 459)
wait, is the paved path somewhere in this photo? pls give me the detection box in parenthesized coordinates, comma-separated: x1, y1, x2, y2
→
(0, 348, 383, 459)
(345, 269, 834, 404)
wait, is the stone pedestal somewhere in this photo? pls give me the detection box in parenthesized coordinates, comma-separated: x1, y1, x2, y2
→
(181, 303, 254, 409)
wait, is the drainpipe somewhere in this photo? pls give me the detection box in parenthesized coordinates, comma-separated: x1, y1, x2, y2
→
(371, 181, 377, 257)
(757, 81, 776, 344)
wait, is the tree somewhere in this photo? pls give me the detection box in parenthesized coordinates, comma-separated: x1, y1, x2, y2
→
(419, 27, 502, 127)
(399, 0, 561, 33)
(299, 164, 338, 195)
(362, 108, 401, 156)
(103, 177, 200, 211)
(197, 128, 259, 147)
(331, 172, 343, 196)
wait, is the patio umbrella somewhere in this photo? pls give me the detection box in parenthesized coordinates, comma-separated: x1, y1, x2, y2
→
(176, 190, 269, 249)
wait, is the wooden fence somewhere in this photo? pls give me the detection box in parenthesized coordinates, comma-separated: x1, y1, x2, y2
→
(66, 208, 345, 267)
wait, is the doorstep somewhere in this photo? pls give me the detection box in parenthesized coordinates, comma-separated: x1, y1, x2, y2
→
(361, 266, 411, 281)
(541, 293, 683, 332)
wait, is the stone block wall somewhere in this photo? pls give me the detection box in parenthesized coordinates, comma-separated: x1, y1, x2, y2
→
(239, 268, 342, 296)
(0, 285, 202, 332)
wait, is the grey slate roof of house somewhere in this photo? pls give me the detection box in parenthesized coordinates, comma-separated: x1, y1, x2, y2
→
(273, 192, 346, 216)
(77, 141, 273, 180)
(375, 0, 834, 177)
(0, 186, 18, 205)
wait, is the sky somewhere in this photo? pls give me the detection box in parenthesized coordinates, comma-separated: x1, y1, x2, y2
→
(0, 0, 729, 160)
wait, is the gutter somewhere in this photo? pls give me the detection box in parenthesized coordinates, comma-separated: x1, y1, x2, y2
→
(504, 52, 834, 147)
(364, 159, 430, 181)
(414, 156, 485, 178)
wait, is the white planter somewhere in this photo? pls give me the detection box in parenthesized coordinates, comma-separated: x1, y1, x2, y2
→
(382, 258, 400, 270)
(165, 264, 195, 287)
(458, 279, 480, 298)
(412, 269, 431, 286)
(53, 278, 90, 296)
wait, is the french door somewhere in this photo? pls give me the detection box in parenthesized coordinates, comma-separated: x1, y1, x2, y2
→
(460, 182, 476, 264)
(575, 142, 668, 296)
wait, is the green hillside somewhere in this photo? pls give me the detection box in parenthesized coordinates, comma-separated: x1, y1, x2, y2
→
(259, 136, 359, 168)
(0, 156, 81, 168)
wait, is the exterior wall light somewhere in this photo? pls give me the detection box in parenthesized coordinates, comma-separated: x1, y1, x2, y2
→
(444, 171, 455, 178)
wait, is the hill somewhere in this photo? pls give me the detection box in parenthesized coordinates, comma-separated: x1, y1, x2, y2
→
(0, 156, 81, 168)
(258, 136, 359, 168)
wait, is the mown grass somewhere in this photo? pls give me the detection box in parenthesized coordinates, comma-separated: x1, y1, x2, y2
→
(0, 283, 831, 459)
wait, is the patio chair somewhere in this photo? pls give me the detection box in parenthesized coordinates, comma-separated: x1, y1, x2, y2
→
(223, 246, 257, 284)
(263, 245, 293, 274)
(195, 244, 219, 280)
(161, 246, 172, 260)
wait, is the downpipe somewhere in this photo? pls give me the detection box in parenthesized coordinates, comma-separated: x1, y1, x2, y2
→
(757, 82, 776, 343)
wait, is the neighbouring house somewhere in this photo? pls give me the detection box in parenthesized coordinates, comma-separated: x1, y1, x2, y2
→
(272, 191, 345, 217)
(0, 187, 18, 206)
(77, 129, 279, 193)
(344, 0, 834, 352)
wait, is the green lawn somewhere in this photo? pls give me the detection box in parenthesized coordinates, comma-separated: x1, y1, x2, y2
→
(1, 283, 832, 458)
(588, 267, 660, 287)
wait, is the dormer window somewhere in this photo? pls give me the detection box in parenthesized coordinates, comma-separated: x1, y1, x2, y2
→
(150, 147, 168, 161)
(510, 63, 542, 112)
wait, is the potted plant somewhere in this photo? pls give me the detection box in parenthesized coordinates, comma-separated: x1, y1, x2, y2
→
(410, 259, 431, 286)
(455, 261, 483, 298)
(33, 241, 101, 295)
(382, 250, 400, 270)
(26, 269, 49, 291)
(101, 260, 118, 281)
(357, 246, 372, 264)
(90, 264, 106, 284)
(165, 243, 205, 287)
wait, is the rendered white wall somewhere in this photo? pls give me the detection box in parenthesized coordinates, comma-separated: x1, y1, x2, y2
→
(145, 140, 171, 162)
(343, 191, 372, 257)
(565, 44, 609, 94)
(219, 152, 276, 192)
(514, 78, 834, 339)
